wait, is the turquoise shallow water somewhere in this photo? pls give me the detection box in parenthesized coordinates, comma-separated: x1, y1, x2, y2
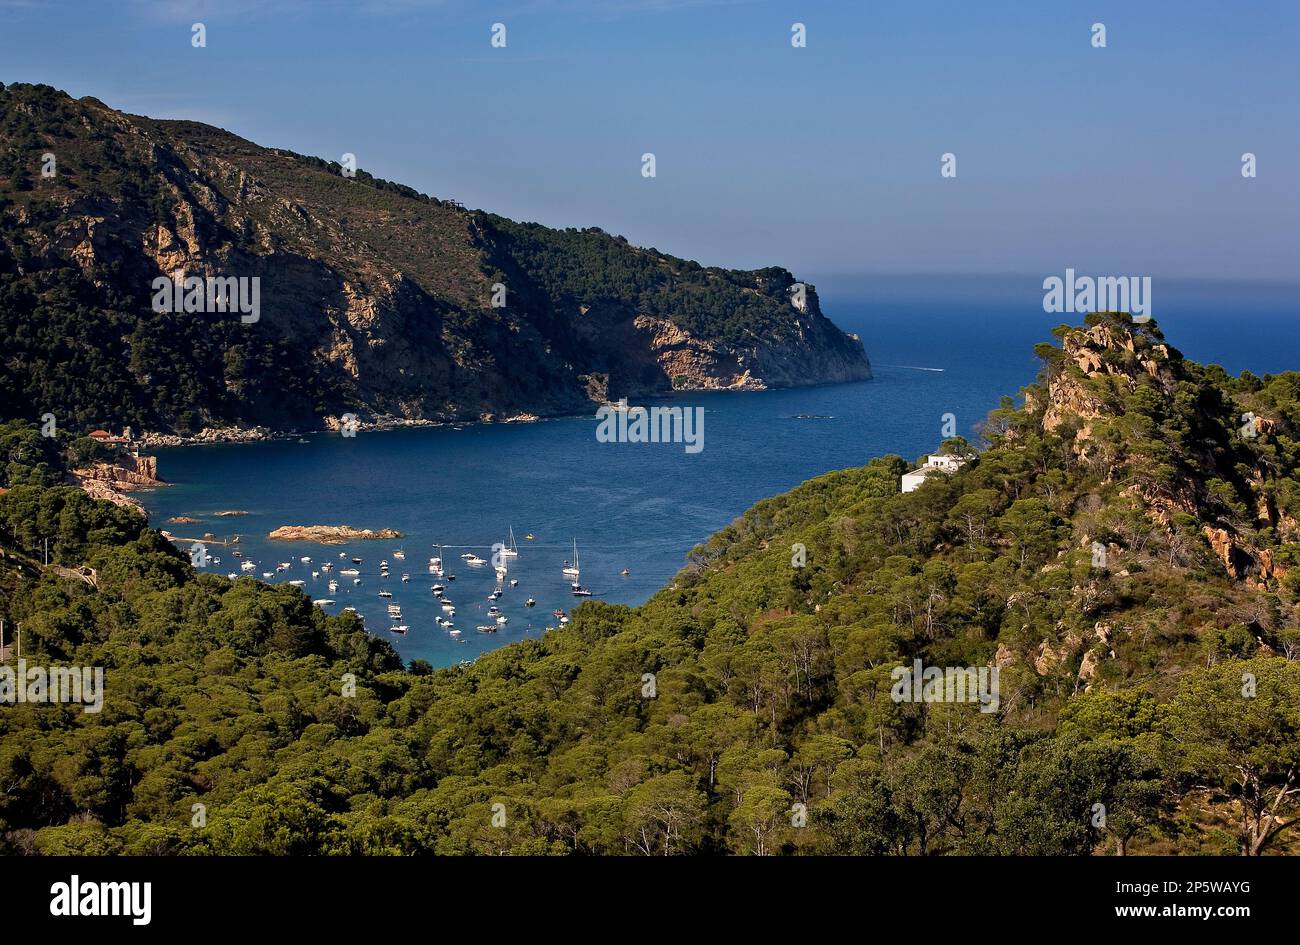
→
(138, 279, 1300, 667)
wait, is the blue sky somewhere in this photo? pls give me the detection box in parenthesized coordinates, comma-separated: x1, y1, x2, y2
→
(2, 0, 1296, 283)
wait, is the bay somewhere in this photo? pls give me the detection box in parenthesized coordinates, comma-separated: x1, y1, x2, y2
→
(138, 277, 1300, 667)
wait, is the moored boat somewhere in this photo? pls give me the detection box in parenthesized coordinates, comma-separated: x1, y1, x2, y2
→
(562, 538, 580, 579)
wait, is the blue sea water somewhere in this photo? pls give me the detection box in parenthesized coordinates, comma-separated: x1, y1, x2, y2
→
(138, 277, 1300, 667)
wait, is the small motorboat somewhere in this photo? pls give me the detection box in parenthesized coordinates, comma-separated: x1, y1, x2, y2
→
(476, 625, 498, 633)
(390, 625, 409, 635)
(379, 590, 392, 598)
(401, 574, 410, 583)
(496, 615, 508, 625)
(525, 598, 536, 607)
(340, 568, 359, 576)
(552, 609, 566, 619)
(621, 568, 630, 576)
(393, 550, 405, 560)
(312, 598, 335, 606)
(465, 555, 486, 567)
(351, 557, 363, 564)
(448, 628, 461, 637)
(300, 556, 312, 563)
(288, 579, 306, 587)
(572, 584, 593, 597)
(509, 579, 519, 587)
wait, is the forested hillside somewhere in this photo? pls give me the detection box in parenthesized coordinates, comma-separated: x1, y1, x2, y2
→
(1, 313, 1297, 855)
(0, 82, 870, 436)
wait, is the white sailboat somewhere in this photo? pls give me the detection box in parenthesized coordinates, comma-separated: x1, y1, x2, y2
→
(562, 538, 580, 579)
(500, 527, 519, 557)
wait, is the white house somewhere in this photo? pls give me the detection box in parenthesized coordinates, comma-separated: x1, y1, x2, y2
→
(901, 453, 968, 493)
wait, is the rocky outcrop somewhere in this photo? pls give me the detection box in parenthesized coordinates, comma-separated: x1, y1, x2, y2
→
(1202, 525, 1285, 588)
(138, 426, 274, 448)
(632, 315, 766, 391)
(1042, 323, 1176, 435)
(1037, 318, 1294, 590)
(267, 525, 404, 543)
(69, 454, 162, 512)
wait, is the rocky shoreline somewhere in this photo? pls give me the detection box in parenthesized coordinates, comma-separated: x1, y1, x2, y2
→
(137, 412, 546, 448)
(68, 455, 164, 513)
(268, 525, 405, 543)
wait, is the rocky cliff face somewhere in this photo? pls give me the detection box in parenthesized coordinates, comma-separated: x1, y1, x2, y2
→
(0, 83, 870, 435)
(68, 453, 161, 511)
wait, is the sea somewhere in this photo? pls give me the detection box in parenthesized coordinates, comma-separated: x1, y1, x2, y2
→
(138, 275, 1300, 667)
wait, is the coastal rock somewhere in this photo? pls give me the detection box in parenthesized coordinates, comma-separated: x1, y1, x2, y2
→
(69, 454, 162, 512)
(138, 426, 273, 448)
(268, 525, 405, 544)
